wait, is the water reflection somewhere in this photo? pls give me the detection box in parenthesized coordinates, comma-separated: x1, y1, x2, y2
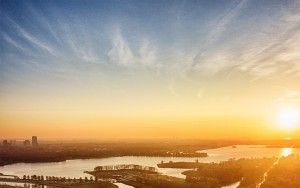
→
(221, 181, 240, 188)
(281, 148, 293, 157)
(114, 182, 134, 188)
(0, 181, 52, 188)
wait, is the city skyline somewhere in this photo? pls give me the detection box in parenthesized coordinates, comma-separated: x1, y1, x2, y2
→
(0, 0, 300, 139)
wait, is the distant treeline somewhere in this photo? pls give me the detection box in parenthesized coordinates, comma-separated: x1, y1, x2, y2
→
(0, 141, 218, 166)
(94, 164, 156, 172)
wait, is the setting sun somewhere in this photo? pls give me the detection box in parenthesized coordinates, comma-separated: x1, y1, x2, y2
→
(277, 108, 300, 131)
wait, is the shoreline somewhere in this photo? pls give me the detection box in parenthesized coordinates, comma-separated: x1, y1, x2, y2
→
(0, 153, 208, 167)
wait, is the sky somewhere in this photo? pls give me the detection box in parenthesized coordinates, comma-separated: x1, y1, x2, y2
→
(0, 0, 300, 140)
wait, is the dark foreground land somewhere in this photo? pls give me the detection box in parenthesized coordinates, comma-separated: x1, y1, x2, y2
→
(260, 154, 300, 188)
(87, 168, 200, 188)
(158, 155, 300, 188)
(0, 140, 231, 166)
(86, 158, 279, 188)
(182, 158, 276, 187)
(158, 158, 277, 187)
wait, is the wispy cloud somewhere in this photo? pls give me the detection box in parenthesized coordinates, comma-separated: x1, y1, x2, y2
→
(138, 39, 157, 67)
(189, 0, 300, 82)
(6, 16, 58, 57)
(107, 28, 135, 67)
(206, 0, 249, 44)
(192, 0, 249, 68)
(1, 31, 27, 53)
(241, 8, 300, 80)
(107, 28, 159, 68)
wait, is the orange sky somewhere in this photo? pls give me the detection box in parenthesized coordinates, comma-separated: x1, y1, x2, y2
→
(1, 109, 299, 140)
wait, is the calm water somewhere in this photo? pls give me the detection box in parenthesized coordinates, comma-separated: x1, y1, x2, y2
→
(221, 181, 241, 188)
(0, 181, 52, 188)
(0, 145, 299, 180)
(114, 183, 134, 188)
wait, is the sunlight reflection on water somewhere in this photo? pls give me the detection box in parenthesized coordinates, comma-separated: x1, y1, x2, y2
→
(281, 148, 293, 157)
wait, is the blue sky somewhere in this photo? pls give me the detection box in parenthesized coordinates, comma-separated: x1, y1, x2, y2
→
(0, 0, 299, 115)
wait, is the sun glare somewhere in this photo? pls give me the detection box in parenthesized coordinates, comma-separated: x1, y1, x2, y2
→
(281, 148, 293, 157)
(277, 107, 300, 131)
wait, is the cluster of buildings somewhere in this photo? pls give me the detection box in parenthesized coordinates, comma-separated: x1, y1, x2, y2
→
(1, 136, 38, 147)
(94, 164, 157, 172)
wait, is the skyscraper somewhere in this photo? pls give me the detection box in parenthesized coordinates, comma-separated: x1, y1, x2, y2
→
(32, 136, 38, 146)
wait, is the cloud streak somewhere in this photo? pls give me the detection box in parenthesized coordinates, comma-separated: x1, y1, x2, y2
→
(107, 29, 135, 67)
(6, 16, 58, 57)
(107, 28, 158, 68)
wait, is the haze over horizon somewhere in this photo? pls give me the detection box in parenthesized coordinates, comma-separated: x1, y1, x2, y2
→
(1, 0, 300, 140)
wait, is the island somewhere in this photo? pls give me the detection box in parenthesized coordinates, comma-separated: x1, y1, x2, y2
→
(86, 164, 201, 188)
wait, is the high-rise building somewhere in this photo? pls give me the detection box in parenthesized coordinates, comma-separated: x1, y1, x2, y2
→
(32, 136, 38, 146)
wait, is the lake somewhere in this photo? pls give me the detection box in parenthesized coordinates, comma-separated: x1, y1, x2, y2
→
(0, 145, 299, 186)
(0, 181, 53, 188)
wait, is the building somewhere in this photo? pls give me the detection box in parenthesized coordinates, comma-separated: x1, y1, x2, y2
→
(24, 140, 31, 146)
(32, 136, 38, 146)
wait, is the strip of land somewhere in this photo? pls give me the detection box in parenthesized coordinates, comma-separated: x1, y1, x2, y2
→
(0, 141, 225, 166)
